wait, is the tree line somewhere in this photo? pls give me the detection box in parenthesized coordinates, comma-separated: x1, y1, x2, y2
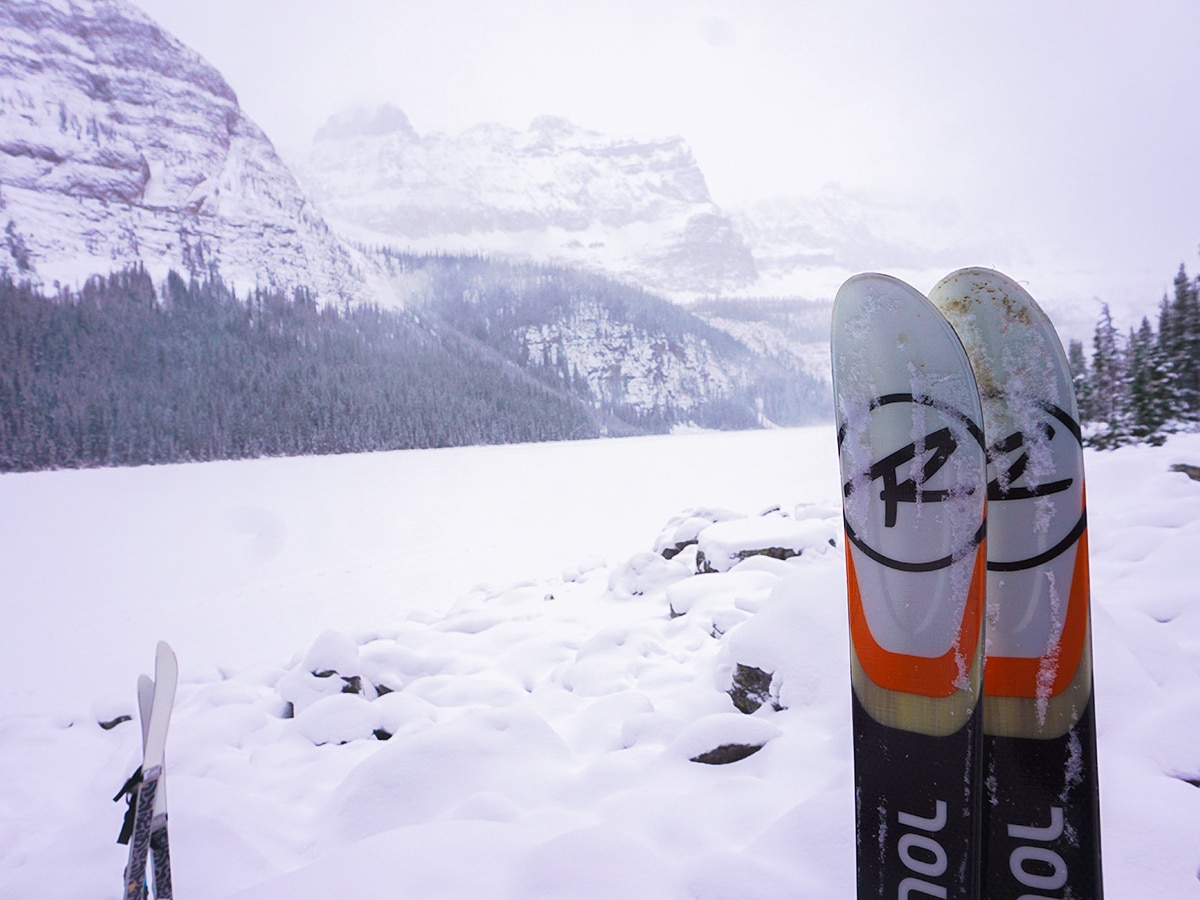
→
(0, 253, 831, 473)
(0, 266, 598, 471)
(1069, 261, 1200, 447)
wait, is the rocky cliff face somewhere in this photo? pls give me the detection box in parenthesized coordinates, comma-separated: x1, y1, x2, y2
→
(298, 106, 757, 297)
(372, 253, 830, 429)
(0, 0, 368, 301)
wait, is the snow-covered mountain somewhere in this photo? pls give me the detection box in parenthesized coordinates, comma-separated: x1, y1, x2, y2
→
(371, 251, 830, 431)
(298, 105, 758, 297)
(296, 106, 1014, 310)
(0, 0, 370, 301)
(688, 296, 833, 386)
(727, 187, 1006, 301)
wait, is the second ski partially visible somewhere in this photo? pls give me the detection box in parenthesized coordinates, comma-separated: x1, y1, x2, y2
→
(930, 268, 1103, 899)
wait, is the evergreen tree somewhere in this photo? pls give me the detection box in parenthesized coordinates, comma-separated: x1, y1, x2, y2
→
(1155, 293, 1184, 421)
(1125, 317, 1171, 444)
(1168, 264, 1200, 417)
(1089, 303, 1128, 447)
(1067, 339, 1093, 422)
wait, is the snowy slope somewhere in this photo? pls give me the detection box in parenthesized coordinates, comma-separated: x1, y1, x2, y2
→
(689, 297, 834, 385)
(2, 427, 1200, 897)
(0, 0, 371, 302)
(297, 105, 757, 297)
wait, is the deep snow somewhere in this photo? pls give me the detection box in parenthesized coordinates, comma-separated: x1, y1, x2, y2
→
(1, 426, 1199, 897)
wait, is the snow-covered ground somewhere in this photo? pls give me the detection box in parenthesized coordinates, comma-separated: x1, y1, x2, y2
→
(1, 426, 1199, 898)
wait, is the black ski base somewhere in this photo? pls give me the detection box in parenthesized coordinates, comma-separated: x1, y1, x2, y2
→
(982, 697, 1103, 899)
(852, 690, 983, 899)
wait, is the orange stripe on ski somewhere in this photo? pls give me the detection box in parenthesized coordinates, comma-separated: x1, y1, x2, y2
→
(846, 536, 986, 698)
(984, 524, 1090, 699)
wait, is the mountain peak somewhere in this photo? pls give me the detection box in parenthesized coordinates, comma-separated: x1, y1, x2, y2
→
(299, 108, 756, 296)
(313, 104, 419, 143)
(526, 114, 593, 147)
(0, 0, 367, 302)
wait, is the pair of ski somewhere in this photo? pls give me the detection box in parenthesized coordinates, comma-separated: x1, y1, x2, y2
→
(115, 641, 178, 900)
(832, 269, 1102, 899)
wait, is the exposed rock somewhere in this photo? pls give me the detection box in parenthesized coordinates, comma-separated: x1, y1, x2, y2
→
(690, 743, 765, 765)
(727, 663, 782, 714)
(1170, 463, 1200, 482)
(653, 508, 747, 560)
(698, 544, 800, 574)
(278, 631, 377, 714)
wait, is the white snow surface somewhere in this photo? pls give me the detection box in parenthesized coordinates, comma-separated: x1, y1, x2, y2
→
(2, 426, 1200, 897)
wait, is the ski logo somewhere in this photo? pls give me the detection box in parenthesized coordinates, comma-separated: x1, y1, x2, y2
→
(984, 402, 1086, 574)
(987, 425, 1073, 502)
(859, 425, 960, 528)
(839, 393, 987, 574)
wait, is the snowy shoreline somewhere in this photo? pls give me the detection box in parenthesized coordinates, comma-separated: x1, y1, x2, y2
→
(2, 427, 1199, 897)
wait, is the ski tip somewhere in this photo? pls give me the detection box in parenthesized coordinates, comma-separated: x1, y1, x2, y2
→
(831, 271, 975, 374)
(931, 267, 1044, 314)
(832, 272, 934, 336)
(932, 266, 1025, 292)
(937, 265, 1015, 282)
(929, 267, 1065, 357)
(834, 271, 925, 303)
(153, 641, 179, 693)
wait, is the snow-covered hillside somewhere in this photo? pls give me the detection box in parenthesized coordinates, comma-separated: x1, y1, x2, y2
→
(2, 427, 1199, 897)
(0, 0, 370, 302)
(298, 105, 757, 297)
(371, 254, 830, 430)
(688, 296, 833, 385)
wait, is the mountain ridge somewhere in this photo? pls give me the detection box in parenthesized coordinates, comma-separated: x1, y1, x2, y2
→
(0, 0, 370, 302)
(297, 103, 758, 297)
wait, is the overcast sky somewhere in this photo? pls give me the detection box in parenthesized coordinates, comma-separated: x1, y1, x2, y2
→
(133, 0, 1200, 323)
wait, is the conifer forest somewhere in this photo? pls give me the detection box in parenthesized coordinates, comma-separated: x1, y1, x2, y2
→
(1070, 262, 1200, 447)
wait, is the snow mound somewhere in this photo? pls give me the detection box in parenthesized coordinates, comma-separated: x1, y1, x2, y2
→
(47, 498, 854, 897)
(695, 509, 840, 573)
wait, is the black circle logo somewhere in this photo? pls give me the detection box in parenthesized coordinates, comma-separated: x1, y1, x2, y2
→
(838, 393, 987, 573)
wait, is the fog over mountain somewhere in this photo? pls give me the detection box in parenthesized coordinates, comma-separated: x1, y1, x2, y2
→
(297, 104, 758, 297)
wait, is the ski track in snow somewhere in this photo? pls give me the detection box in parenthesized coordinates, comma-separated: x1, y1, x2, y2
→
(1, 426, 1199, 897)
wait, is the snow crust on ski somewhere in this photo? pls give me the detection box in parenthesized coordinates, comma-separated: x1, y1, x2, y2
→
(832, 273, 987, 899)
(929, 268, 1102, 899)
